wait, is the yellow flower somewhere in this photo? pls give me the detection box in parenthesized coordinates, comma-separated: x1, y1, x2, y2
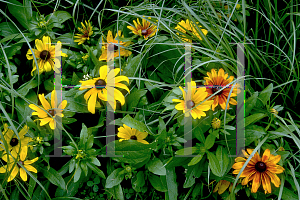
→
(232, 149, 285, 194)
(204, 68, 238, 111)
(211, 118, 221, 129)
(99, 30, 132, 61)
(82, 54, 89, 62)
(29, 90, 67, 130)
(172, 81, 214, 119)
(0, 146, 38, 182)
(175, 19, 208, 43)
(79, 65, 130, 114)
(26, 36, 67, 76)
(213, 180, 233, 194)
(0, 124, 32, 153)
(127, 17, 158, 40)
(270, 108, 278, 115)
(75, 150, 85, 159)
(74, 20, 93, 45)
(117, 124, 149, 144)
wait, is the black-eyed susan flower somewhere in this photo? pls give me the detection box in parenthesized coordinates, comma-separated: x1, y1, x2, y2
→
(204, 68, 238, 111)
(117, 124, 149, 144)
(211, 118, 221, 129)
(26, 36, 67, 76)
(172, 81, 213, 119)
(29, 90, 67, 130)
(0, 124, 32, 153)
(74, 20, 93, 45)
(213, 180, 233, 194)
(0, 146, 38, 182)
(127, 17, 158, 40)
(99, 30, 132, 61)
(175, 19, 208, 43)
(232, 149, 285, 194)
(79, 65, 130, 114)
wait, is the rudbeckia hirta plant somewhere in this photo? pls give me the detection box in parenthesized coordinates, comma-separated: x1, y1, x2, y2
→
(26, 36, 67, 75)
(172, 81, 214, 119)
(99, 30, 132, 61)
(0, 124, 32, 153)
(204, 68, 238, 111)
(29, 90, 67, 130)
(117, 124, 149, 144)
(232, 149, 285, 194)
(0, 146, 38, 182)
(175, 19, 208, 43)
(127, 17, 158, 40)
(79, 65, 130, 114)
(74, 20, 93, 45)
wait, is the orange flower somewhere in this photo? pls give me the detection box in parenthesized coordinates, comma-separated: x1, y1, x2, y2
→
(204, 68, 238, 111)
(232, 149, 285, 194)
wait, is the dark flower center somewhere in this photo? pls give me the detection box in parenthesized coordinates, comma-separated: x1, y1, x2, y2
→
(130, 135, 137, 140)
(48, 109, 56, 116)
(40, 50, 51, 60)
(107, 44, 119, 52)
(186, 100, 195, 109)
(212, 86, 222, 93)
(10, 138, 19, 147)
(255, 161, 267, 172)
(141, 29, 148, 35)
(95, 79, 106, 89)
(17, 160, 24, 168)
(83, 32, 89, 37)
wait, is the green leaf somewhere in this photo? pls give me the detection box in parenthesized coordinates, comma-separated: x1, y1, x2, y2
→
(69, 159, 75, 173)
(108, 140, 154, 165)
(158, 117, 166, 134)
(132, 171, 145, 192)
(204, 134, 216, 150)
(126, 89, 147, 111)
(207, 146, 229, 177)
(86, 162, 105, 179)
(148, 174, 168, 192)
(81, 161, 88, 177)
(74, 164, 82, 182)
(166, 168, 178, 200)
(175, 147, 198, 155)
(7, 0, 32, 29)
(121, 114, 149, 133)
(0, 22, 19, 37)
(146, 157, 166, 176)
(245, 92, 258, 116)
(123, 54, 142, 79)
(89, 157, 101, 167)
(187, 154, 203, 166)
(56, 33, 79, 48)
(245, 113, 266, 127)
(215, 146, 229, 176)
(194, 126, 206, 143)
(41, 167, 66, 190)
(256, 83, 273, 107)
(28, 174, 37, 198)
(17, 78, 38, 97)
(86, 135, 94, 149)
(79, 123, 88, 147)
(51, 11, 72, 27)
(184, 156, 206, 188)
(245, 125, 266, 146)
(105, 168, 125, 188)
(165, 157, 191, 168)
